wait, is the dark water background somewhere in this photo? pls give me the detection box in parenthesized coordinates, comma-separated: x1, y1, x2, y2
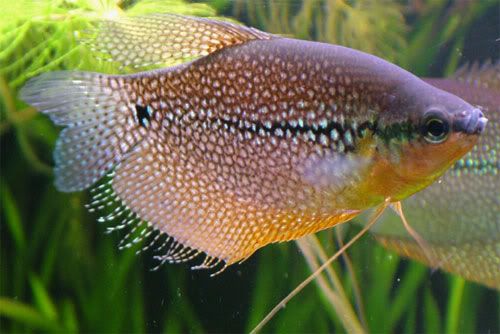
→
(1, 0, 499, 333)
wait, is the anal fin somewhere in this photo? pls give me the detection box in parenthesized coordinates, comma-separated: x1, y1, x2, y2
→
(109, 134, 361, 265)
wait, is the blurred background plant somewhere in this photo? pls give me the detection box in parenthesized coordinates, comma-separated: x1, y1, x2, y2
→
(1, 0, 498, 333)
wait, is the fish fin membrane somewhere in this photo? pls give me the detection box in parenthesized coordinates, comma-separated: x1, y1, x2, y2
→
(85, 14, 274, 70)
(375, 236, 500, 290)
(20, 71, 146, 192)
(110, 135, 361, 265)
(453, 60, 500, 91)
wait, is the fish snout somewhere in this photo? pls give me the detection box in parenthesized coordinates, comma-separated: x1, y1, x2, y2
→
(453, 108, 488, 135)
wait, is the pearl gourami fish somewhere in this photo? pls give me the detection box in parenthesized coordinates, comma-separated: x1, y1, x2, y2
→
(370, 62, 499, 289)
(20, 15, 487, 269)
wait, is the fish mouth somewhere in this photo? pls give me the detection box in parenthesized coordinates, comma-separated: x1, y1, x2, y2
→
(453, 108, 488, 135)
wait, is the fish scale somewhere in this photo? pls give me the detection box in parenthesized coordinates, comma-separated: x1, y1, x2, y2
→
(21, 15, 486, 267)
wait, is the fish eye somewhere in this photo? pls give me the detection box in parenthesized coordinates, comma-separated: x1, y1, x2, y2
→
(423, 114, 449, 143)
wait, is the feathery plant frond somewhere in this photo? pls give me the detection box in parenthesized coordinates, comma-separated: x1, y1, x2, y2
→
(1, 0, 498, 333)
(0, 0, 218, 89)
(0, 1, 218, 333)
(0, 0, 219, 171)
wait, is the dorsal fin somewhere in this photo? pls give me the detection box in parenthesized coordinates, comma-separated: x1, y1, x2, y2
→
(452, 60, 500, 91)
(85, 14, 274, 69)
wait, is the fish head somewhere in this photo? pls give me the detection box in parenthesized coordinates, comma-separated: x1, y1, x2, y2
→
(372, 81, 488, 201)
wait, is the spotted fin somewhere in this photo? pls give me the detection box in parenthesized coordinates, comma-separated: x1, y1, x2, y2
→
(452, 60, 500, 91)
(20, 71, 147, 191)
(108, 133, 361, 266)
(86, 14, 274, 69)
(375, 236, 500, 290)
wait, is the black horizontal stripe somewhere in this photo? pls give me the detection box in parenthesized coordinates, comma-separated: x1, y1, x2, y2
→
(374, 121, 417, 143)
(216, 117, 378, 152)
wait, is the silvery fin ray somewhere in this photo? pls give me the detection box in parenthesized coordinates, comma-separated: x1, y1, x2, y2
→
(370, 61, 500, 289)
(20, 14, 487, 270)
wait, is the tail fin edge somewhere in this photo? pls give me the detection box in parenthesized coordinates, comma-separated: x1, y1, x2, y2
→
(20, 71, 143, 192)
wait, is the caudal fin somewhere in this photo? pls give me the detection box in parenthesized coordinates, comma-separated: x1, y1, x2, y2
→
(20, 71, 146, 192)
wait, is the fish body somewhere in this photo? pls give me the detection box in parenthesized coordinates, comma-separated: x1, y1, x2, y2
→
(20, 15, 487, 266)
(370, 63, 500, 289)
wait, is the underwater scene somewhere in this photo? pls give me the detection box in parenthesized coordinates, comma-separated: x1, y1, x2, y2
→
(1, 0, 499, 333)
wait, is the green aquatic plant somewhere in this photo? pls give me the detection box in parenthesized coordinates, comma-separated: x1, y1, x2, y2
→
(1, 0, 498, 333)
(232, 0, 407, 62)
(0, 0, 217, 87)
(1, 1, 217, 333)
